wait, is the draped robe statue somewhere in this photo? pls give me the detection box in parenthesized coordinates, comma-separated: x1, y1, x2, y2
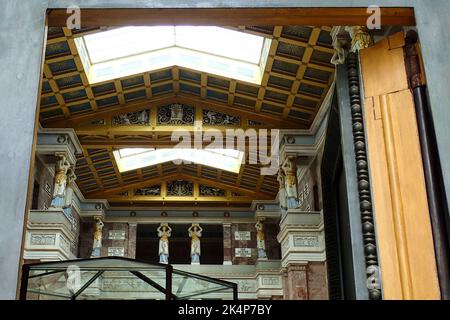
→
(157, 223, 172, 264)
(188, 224, 203, 264)
(282, 156, 299, 209)
(255, 220, 267, 259)
(277, 168, 288, 218)
(50, 154, 71, 208)
(90, 217, 104, 258)
(63, 168, 76, 222)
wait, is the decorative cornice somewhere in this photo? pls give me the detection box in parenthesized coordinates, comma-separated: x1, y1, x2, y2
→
(37, 127, 83, 155)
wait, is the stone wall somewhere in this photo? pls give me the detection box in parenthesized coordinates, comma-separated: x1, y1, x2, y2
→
(31, 156, 53, 210)
(282, 262, 328, 300)
(231, 223, 257, 265)
(70, 211, 80, 257)
(79, 221, 135, 259)
(29, 156, 80, 258)
(264, 222, 281, 260)
(297, 158, 322, 212)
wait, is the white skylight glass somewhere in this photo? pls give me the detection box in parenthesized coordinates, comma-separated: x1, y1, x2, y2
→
(174, 27, 264, 64)
(75, 26, 270, 85)
(113, 148, 244, 173)
(84, 27, 175, 63)
(118, 147, 154, 158)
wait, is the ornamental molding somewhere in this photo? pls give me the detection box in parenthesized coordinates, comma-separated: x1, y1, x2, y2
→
(203, 109, 240, 126)
(134, 185, 161, 196)
(167, 180, 194, 196)
(158, 103, 194, 125)
(199, 185, 225, 197)
(112, 109, 150, 125)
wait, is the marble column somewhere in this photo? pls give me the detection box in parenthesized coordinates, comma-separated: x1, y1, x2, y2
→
(127, 223, 137, 259)
(277, 169, 288, 219)
(284, 264, 308, 300)
(282, 263, 328, 300)
(223, 223, 232, 265)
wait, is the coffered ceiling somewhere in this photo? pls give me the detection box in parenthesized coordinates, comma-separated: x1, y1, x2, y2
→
(39, 25, 335, 207)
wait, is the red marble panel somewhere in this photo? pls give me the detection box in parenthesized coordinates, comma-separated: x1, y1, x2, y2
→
(306, 261, 328, 300)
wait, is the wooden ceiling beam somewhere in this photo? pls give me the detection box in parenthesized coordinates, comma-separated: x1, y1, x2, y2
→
(78, 138, 262, 149)
(101, 195, 255, 203)
(85, 172, 274, 200)
(44, 94, 300, 128)
(47, 8, 416, 27)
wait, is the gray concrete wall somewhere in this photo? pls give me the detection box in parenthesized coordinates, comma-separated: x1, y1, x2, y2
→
(0, 0, 47, 299)
(1, 0, 450, 299)
(42, 0, 450, 232)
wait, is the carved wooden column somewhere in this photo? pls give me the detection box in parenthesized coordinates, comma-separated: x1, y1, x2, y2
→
(359, 31, 440, 299)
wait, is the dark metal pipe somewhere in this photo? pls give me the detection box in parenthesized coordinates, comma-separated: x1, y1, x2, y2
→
(412, 85, 450, 300)
(405, 30, 450, 299)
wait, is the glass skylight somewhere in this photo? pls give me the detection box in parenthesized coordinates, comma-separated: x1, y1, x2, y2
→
(118, 147, 154, 158)
(75, 26, 271, 85)
(113, 148, 244, 173)
(83, 27, 175, 64)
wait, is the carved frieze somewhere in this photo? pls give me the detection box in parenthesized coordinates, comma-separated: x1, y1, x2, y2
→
(135, 185, 161, 196)
(157, 103, 194, 125)
(203, 109, 240, 126)
(59, 235, 71, 254)
(30, 234, 56, 245)
(167, 180, 193, 196)
(293, 235, 319, 248)
(199, 185, 225, 197)
(112, 110, 149, 125)
(91, 119, 106, 125)
(261, 277, 281, 286)
(233, 279, 257, 293)
(248, 120, 263, 126)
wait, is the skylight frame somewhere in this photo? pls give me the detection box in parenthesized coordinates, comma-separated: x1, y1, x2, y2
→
(75, 26, 271, 85)
(112, 148, 245, 173)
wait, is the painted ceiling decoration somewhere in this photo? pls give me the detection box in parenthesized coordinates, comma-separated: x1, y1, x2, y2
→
(40, 25, 335, 207)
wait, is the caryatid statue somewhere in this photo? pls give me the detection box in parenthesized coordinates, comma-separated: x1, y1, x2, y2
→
(277, 168, 288, 218)
(63, 168, 77, 220)
(90, 217, 104, 258)
(188, 224, 203, 264)
(50, 154, 71, 208)
(255, 219, 267, 259)
(282, 156, 299, 209)
(157, 223, 172, 264)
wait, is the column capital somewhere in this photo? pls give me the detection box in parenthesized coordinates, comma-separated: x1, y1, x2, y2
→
(345, 26, 374, 52)
(331, 26, 351, 65)
(331, 26, 374, 65)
